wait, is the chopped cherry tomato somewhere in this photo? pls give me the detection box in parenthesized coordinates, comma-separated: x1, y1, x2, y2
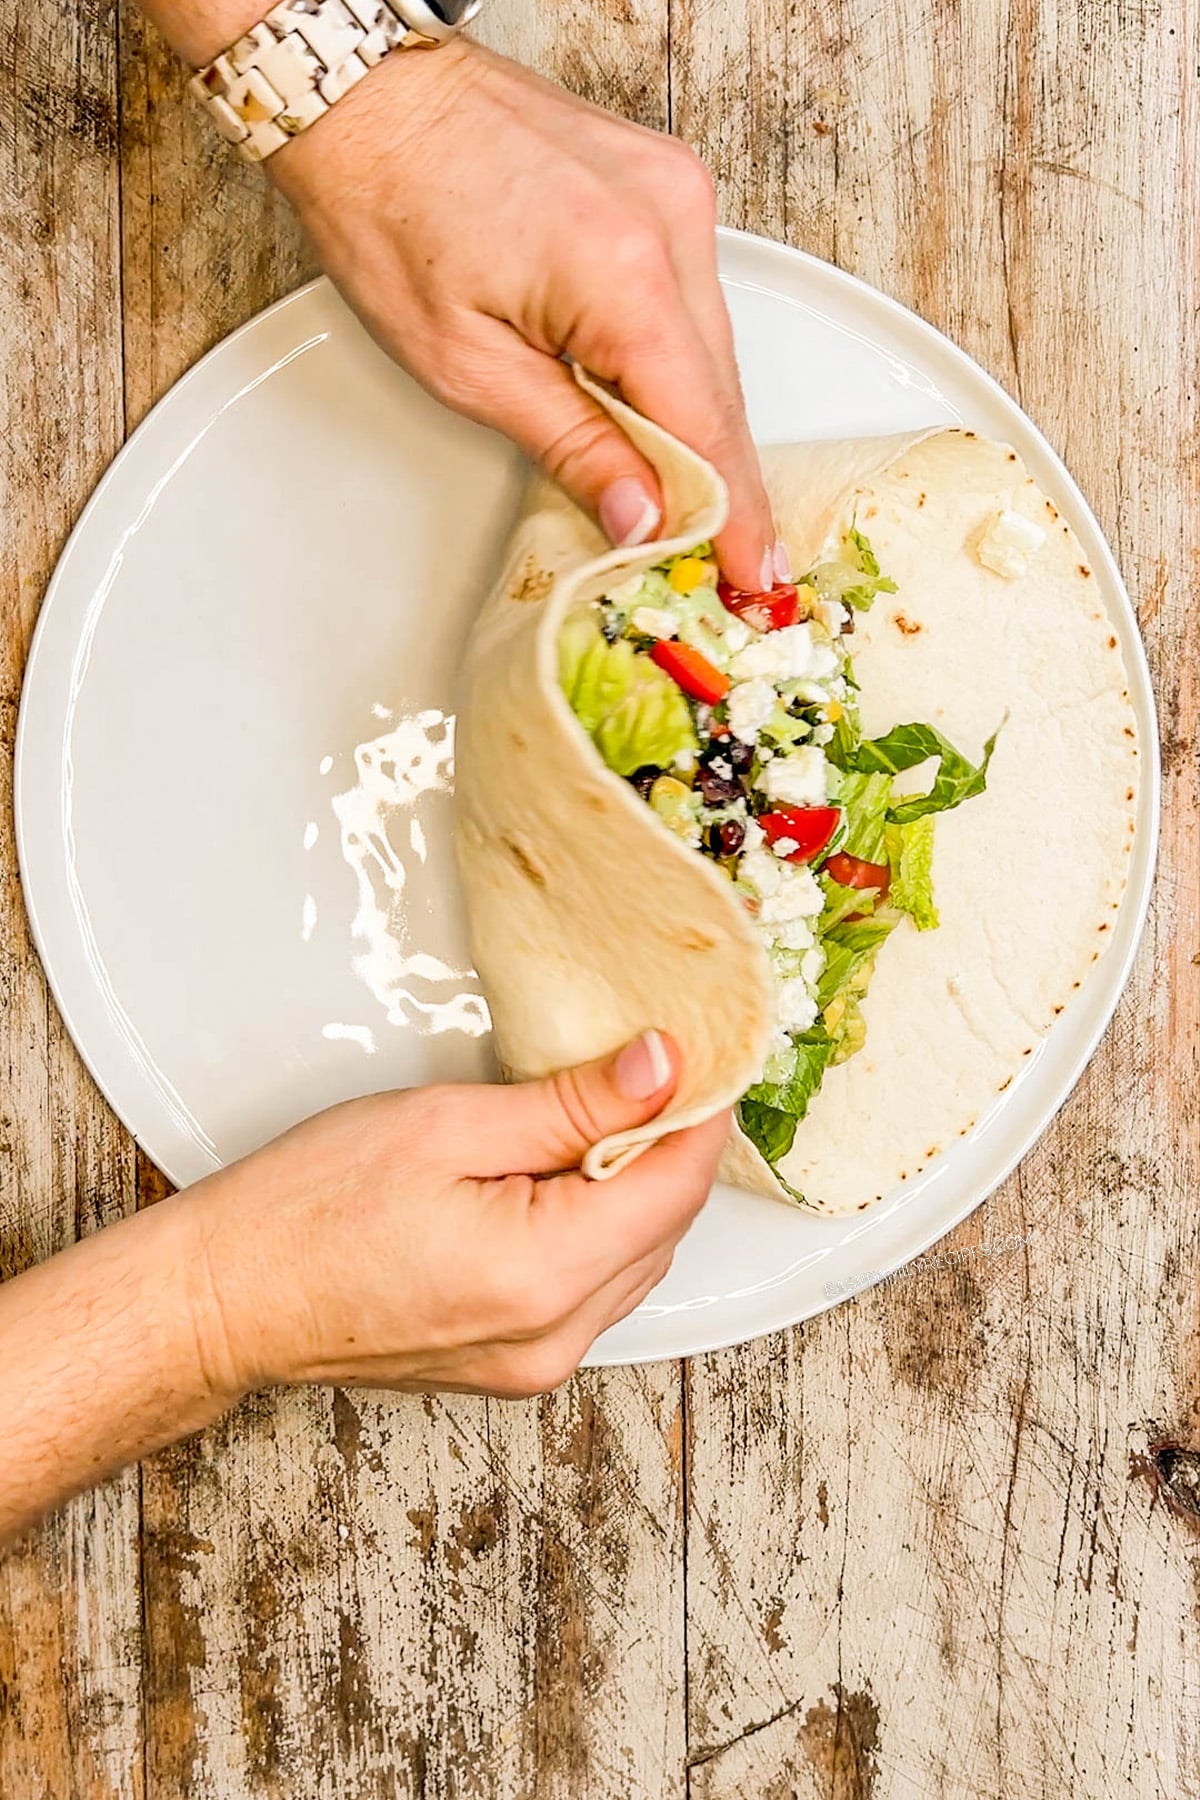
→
(824, 851, 891, 896)
(759, 806, 842, 864)
(718, 580, 801, 633)
(650, 640, 730, 705)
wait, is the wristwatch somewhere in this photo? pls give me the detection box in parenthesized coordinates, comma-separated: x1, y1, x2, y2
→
(190, 0, 482, 164)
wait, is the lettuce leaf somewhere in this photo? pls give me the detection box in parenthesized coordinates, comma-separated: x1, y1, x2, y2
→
(838, 720, 1002, 823)
(738, 1026, 836, 1166)
(805, 528, 898, 613)
(559, 613, 697, 777)
(816, 915, 898, 1011)
(886, 815, 939, 930)
(833, 770, 893, 862)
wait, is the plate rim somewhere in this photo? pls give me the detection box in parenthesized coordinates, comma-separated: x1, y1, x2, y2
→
(15, 232, 1160, 1367)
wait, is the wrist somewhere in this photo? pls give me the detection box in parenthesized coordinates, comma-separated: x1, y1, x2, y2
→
(266, 33, 483, 207)
(141, 0, 268, 67)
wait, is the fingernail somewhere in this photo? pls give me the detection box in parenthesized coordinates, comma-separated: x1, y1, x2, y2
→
(600, 479, 662, 548)
(759, 547, 775, 589)
(774, 538, 792, 582)
(613, 1028, 672, 1100)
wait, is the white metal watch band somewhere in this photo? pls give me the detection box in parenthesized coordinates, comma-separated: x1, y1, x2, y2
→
(190, 0, 439, 164)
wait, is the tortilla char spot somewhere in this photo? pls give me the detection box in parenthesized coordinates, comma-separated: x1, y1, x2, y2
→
(1080, 566, 1093, 578)
(1022, 1047, 1032, 1056)
(1046, 501, 1059, 519)
(1053, 1004, 1064, 1015)
(583, 792, 608, 811)
(679, 927, 718, 952)
(1125, 788, 1135, 802)
(998, 1076, 1013, 1092)
(1108, 635, 1118, 649)
(1099, 922, 1109, 931)
(1073, 979, 1081, 988)
(917, 494, 927, 507)
(925, 1146, 937, 1159)
(964, 430, 976, 439)
(892, 611, 922, 636)
(1008, 452, 1018, 463)
(513, 559, 554, 603)
(501, 836, 547, 887)
(1124, 726, 1136, 738)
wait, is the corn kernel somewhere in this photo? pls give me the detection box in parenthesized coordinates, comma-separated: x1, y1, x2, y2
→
(669, 557, 711, 595)
(825, 699, 843, 723)
(795, 583, 818, 617)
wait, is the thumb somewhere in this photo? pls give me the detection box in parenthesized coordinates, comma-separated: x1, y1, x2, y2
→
(459, 1030, 680, 1178)
(466, 326, 664, 549)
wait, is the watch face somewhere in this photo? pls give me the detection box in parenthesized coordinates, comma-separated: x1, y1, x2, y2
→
(424, 0, 476, 20)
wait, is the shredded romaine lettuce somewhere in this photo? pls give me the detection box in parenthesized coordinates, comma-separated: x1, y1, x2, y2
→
(839, 719, 1002, 823)
(886, 815, 939, 930)
(833, 770, 893, 863)
(738, 1025, 836, 1166)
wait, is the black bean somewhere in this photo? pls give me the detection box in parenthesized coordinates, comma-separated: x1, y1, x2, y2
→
(725, 737, 755, 775)
(704, 818, 747, 858)
(629, 765, 662, 799)
(698, 765, 742, 806)
(601, 609, 623, 643)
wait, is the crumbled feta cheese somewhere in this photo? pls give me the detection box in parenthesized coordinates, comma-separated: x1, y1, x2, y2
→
(758, 866, 825, 924)
(729, 622, 820, 683)
(741, 815, 766, 852)
(708, 754, 733, 780)
(771, 837, 799, 859)
(727, 678, 777, 743)
(777, 977, 819, 1034)
(820, 599, 849, 635)
(809, 641, 840, 680)
(977, 509, 1045, 579)
(631, 606, 680, 639)
(772, 916, 815, 952)
(757, 746, 830, 808)
(738, 846, 784, 897)
(812, 722, 835, 746)
(800, 945, 826, 985)
(673, 748, 697, 774)
(793, 680, 829, 705)
(721, 619, 752, 655)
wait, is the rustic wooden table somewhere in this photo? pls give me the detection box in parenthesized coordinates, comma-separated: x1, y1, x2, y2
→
(2, 1, 1197, 1794)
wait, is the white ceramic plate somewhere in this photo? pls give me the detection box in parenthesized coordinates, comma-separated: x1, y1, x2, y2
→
(16, 231, 1158, 1364)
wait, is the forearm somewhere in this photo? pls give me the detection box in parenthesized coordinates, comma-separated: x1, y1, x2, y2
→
(0, 1184, 244, 1546)
(138, 0, 265, 65)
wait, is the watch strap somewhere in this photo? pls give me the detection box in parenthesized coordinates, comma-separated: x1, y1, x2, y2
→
(189, 0, 435, 164)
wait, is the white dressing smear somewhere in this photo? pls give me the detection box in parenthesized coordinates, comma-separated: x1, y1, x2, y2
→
(330, 709, 491, 1040)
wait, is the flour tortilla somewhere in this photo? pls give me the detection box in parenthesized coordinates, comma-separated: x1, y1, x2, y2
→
(455, 377, 1139, 1212)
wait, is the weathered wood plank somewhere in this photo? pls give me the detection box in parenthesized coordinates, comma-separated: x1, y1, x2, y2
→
(120, 5, 686, 1794)
(0, 2, 143, 1795)
(677, 0, 1200, 1793)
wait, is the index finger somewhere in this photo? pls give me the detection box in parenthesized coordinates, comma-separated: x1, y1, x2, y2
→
(533, 1108, 731, 1292)
(612, 289, 776, 592)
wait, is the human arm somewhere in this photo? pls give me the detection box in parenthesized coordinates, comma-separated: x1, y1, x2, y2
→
(0, 1033, 725, 1545)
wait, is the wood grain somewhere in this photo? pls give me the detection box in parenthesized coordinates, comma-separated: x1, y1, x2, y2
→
(676, 0, 1200, 1794)
(0, 3, 143, 1796)
(117, 5, 685, 1797)
(2, 0, 1197, 1794)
